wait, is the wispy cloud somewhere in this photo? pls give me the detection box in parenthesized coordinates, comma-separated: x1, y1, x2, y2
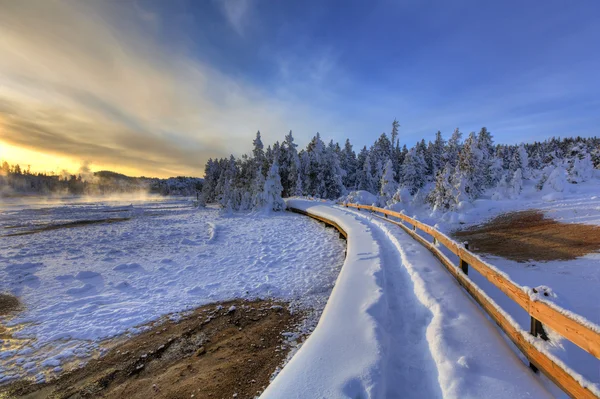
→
(218, 0, 253, 36)
(0, 0, 337, 177)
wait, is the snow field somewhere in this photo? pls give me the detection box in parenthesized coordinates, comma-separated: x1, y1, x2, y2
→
(264, 200, 552, 399)
(0, 198, 345, 383)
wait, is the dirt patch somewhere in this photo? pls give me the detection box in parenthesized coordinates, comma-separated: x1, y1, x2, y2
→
(1, 299, 303, 399)
(453, 210, 600, 262)
(3, 218, 130, 237)
(0, 294, 20, 317)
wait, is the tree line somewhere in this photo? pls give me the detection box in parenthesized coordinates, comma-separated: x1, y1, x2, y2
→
(0, 163, 203, 197)
(201, 121, 600, 211)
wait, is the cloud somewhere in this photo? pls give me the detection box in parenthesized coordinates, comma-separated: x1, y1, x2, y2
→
(218, 0, 252, 36)
(0, 0, 338, 177)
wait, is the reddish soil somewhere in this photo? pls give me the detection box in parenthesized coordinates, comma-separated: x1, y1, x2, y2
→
(1, 299, 303, 399)
(453, 210, 600, 262)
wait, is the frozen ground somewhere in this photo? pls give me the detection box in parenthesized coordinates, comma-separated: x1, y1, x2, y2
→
(265, 200, 555, 399)
(0, 197, 345, 384)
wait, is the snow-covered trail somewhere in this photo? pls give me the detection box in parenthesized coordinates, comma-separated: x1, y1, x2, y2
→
(264, 200, 553, 399)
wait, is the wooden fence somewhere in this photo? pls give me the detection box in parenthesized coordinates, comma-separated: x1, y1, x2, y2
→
(289, 201, 600, 399)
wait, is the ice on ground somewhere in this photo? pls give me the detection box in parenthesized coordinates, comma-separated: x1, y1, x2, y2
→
(0, 197, 345, 383)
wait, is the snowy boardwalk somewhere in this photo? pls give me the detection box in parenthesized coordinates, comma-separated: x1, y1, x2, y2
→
(263, 199, 552, 399)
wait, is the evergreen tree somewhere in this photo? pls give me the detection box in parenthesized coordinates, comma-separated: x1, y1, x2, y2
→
(430, 131, 446, 176)
(401, 147, 427, 195)
(279, 131, 299, 197)
(358, 153, 375, 193)
(340, 139, 358, 190)
(379, 159, 397, 204)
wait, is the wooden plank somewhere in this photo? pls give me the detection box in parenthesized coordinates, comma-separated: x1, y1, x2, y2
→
(530, 300, 600, 359)
(458, 249, 531, 310)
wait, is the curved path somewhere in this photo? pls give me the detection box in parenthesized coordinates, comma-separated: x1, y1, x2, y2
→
(262, 200, 554, 399)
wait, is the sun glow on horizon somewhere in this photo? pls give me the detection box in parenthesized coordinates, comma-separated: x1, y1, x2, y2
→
(0, 140, 150, 177)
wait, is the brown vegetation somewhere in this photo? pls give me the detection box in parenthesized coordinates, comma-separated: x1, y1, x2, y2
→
(0, 294, 20, 317)
(1, 299, 302, 399)
(453, 210, 600, 262)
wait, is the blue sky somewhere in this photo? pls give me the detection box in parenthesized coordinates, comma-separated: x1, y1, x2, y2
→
(0, 0, 599, 176)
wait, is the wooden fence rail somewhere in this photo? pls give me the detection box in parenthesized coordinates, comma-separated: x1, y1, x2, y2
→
(293, 201, 600, 399)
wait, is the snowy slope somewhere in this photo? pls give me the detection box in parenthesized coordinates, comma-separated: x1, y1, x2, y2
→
(263, 199, 552, 399)
(0, 198, 345, 383)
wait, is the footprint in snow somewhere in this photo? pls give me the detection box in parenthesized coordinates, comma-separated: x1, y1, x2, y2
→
(113, 263, 143, 272)
(66, 283, 95, 296)
(75, 271, 101, 280)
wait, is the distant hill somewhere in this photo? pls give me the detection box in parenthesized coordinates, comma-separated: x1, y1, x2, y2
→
(0, 167, 203, 197)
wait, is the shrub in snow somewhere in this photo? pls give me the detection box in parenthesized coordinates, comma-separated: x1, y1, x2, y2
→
(391, 186, 412, 206)
(344, 190, 379, 205)
(510, 168, 523, 198)
(196, 193, 206, 208)
(568, 153, 594, 183)
(547, 165, 567, 192)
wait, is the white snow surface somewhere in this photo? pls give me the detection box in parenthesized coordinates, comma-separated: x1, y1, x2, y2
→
(263, 199, 552, 399)
(0, 197, 345, 383)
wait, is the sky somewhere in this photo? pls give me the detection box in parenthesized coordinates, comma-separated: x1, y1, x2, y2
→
(0, 0, 599, 178)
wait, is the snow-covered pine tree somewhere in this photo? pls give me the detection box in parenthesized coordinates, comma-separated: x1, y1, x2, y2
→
(428, 164, 454, 210)
(379, 158, 397, 205)
(568, 144, 595, 183)
(252, 131, 266, 175)
(320, 141, 345, 199)
(401, 147, 427, 195)
(279, 130, 299, 197)
(509, 143, 529, 176)
(306, 133, 325, 196)
(370, 133, 393, 192)
(390, 119, 401, 179)
(444, 128, 462, 168)
(297, 150, 310, 196)
(416, 139, 431, 177)
(251, 166, 266, 208)
(261, 161, 286, 212)
(456, 132, 483, 200)
(430, 130, 446, 177)
(201, 158, 220, 203)
(216, 156, 238, 209)
(510, 168, 523, 197)
(358, 152, 375, 193)
(340, 139, 358, 190)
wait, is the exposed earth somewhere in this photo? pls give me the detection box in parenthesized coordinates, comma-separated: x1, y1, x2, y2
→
(0, 299, 303, 399)
(453, 210, 600, 262)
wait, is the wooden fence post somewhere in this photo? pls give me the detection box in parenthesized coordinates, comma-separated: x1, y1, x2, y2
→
(460, 242, 469, 275)
(529, 288, 550, 372)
